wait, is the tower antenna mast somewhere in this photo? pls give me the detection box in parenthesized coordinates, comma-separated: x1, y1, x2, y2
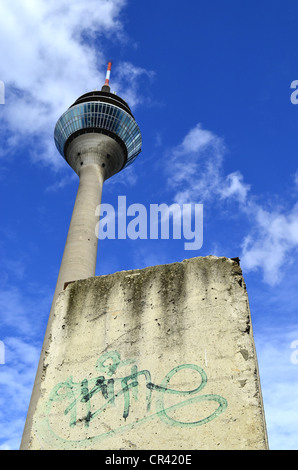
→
(102, 61, 112, 92)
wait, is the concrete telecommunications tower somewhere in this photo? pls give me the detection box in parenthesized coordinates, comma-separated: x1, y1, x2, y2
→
(52, 61, 142, 309)
(21, 63, 142, 446)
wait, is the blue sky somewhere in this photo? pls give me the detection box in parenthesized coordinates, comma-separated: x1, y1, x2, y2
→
(0, 0, 298, 450)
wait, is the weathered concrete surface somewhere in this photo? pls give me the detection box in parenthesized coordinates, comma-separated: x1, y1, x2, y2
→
(21, 256, 268, 450)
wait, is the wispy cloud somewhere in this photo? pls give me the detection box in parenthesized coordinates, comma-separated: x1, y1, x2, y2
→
(241, 202, 298, 285)
(104, 164, 138, 191)
(113, 61, 155, 108)
(165, 123, 250, 205)
(45, 172, 77, 193)
(165, 123, 226, 204)
(164, 122, 298, 285)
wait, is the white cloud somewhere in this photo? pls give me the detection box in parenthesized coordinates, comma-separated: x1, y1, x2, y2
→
(166, 123, 225, 203)
(0, 0, 151, 169)
(45, 172, 77, 193)
(165, 123, 249, 205)
(105, 164, 138, 191)
(241, 202, 298, 285)
(220, 171, 251, 203)
(113, 61, 155, 108)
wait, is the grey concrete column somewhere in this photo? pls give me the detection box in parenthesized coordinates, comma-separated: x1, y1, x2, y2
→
(50, 132, 125, 311)
(52, 163, 104, 302)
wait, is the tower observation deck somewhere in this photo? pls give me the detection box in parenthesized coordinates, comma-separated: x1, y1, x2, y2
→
(54, 89, 142, 173)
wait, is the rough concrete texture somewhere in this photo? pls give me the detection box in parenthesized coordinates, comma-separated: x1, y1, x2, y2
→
(22, 256, 268, 450)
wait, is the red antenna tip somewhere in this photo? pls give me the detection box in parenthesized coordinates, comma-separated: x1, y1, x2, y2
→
(104, 61, 112, 85)
(101, 61, 112, 92)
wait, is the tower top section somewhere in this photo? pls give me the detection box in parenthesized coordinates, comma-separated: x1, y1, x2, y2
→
(54, 62, 142, 171)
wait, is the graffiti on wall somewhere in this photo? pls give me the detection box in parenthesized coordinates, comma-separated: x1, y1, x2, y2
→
(36, 350, 228, 448)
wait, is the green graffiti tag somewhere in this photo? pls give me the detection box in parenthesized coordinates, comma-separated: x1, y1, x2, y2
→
(36, 351, 228, 448)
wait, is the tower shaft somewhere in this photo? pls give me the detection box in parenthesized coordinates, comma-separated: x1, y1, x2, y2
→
(53, 163, 104, 297)
(51, 132, 125, 310)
